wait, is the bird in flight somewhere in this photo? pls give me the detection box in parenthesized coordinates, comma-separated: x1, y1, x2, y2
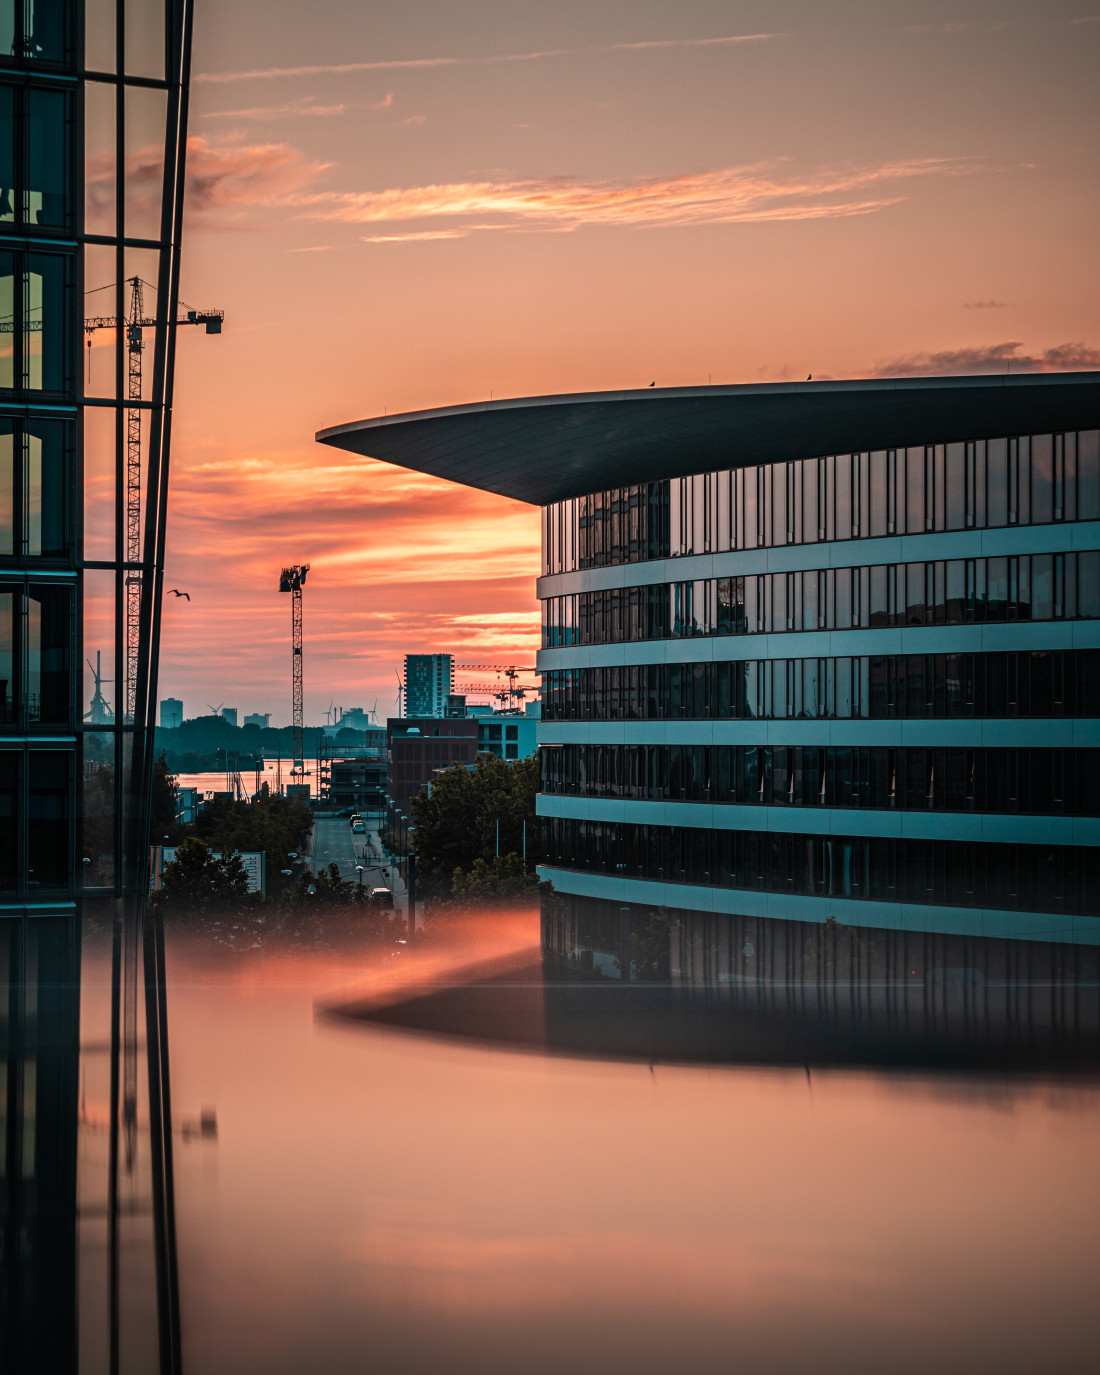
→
(167, 589, 190, 600)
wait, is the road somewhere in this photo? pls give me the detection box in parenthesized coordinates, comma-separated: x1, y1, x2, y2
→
(308, 817, 392, 894)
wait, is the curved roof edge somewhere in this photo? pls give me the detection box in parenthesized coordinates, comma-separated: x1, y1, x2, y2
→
(316, 372, 1100, 507)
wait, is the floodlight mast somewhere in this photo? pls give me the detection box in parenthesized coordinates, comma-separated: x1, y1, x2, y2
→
(278, 565, 310, 775)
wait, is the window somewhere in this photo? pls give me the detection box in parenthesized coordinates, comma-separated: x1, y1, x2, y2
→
(0, 247, 71, 393)
(505, 725, 518, 741)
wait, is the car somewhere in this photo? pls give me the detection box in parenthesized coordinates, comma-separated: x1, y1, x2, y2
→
(369, 887, 394, 908)
(352, 820, 366, 834)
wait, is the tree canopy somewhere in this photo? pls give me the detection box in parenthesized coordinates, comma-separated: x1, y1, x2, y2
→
(410, 753, 541, 901)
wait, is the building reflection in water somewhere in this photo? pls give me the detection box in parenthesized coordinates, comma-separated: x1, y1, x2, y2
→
(341, 899, 1100, 1075)
(2, 900, 180, 1373)
(539, 896, 1100, 1072)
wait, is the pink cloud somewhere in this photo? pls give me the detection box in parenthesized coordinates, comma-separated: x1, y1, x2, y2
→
(295, 156, 977, 231)
(872, 340, 1100, 377)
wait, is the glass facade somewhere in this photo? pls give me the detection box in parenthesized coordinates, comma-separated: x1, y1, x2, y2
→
(540, 817, 1099, 918)
(542, 431, 1100, 574)
(1, 2, 194, 1366)
(543, 743, 1099, 815)
(537, 425, 1100, 937)
(543, 550, 1100, 646)
(542, 649, 1100, 720)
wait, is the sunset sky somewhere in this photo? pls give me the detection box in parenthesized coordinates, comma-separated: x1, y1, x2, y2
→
(154, 0, 1100, 726)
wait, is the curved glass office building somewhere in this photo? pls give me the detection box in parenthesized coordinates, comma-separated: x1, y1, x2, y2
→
(319, 373, 1100, 947)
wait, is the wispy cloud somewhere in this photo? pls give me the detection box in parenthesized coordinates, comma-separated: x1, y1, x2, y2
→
(194, 35, 783, 85)
(362, 229, 471, 243)
(904, 22, 1002, 33)
(611, 33, 781, 50)
(872, 340, 1100, 377)
(296, 157, 977, 232)
(963, 299, 1007, 309)
(201, 95, 351, 120)
(1069, 15, 1100, 23)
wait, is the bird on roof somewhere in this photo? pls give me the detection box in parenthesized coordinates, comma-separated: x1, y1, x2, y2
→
(649, 381, 655, 387)
(807, 374, 812, 380)
(168, 589, 190, 600)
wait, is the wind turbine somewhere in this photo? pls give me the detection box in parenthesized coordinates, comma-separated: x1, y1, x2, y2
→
(324, 700, 335, 727)
(393, 669, 403, 717)
(207, 703, 225, 717)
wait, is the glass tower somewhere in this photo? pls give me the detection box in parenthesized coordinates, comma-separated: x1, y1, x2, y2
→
(1, 1, 195, 1367)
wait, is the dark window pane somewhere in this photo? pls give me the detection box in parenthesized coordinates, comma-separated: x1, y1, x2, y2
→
(1078, 551, 1099, 619)
(987, 557, 1008, 621)
(28, 749, 69, 892)
(26, 87, 67, 226)
(987, 438, 1007, 527)
(0, 249, 12, 387)
(26, 417, 68, 557)
(0, 587, 10, 720)
(1079, 431, 1100, 521)
(0, 749, 14, 888)
(1032, 555, 1054, 620)
(1031, 434, 1053, 525)
(28, 583, 69, 723)
(0, 83, 13, 222)
(945, 442, 965, 530)
(26, 251, 66, 391)
(869, 565, 888, 627)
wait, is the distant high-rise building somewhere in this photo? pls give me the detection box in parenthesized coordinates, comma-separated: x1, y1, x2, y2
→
(404, 654, 454, 718)
(161, 698, 183, 730)
(244, 713, 271, 729)
(222, 708, 238, 728)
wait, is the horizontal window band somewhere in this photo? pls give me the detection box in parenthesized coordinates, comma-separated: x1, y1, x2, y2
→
(538, 521, 1100, 597)
(536, 868, 1100, 946)
(538, 802, 1099, 847)
(538, 819, 1099, 919)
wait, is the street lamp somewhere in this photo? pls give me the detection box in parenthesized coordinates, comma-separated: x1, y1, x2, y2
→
(356, 864, 365, 900)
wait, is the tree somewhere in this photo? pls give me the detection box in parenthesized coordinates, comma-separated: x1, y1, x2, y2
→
(192, 790, 313, 886)
(151, 750, 184, 843)
(450, 853, 541, 906)
(410, 753, 541, 900)
(155, 836, 252, 913)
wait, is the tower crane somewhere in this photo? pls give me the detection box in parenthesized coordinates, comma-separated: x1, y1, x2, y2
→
(84, 277, 223, 722)
(454, 663, 539, 711)
(278, 565, 310, 776)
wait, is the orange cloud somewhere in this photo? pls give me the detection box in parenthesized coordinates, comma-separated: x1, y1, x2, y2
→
(185, 134, 331, 212)
(872, 340, 1100, 376)
(298, 157, 977, 232)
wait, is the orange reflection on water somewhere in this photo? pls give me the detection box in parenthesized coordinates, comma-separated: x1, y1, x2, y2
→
(164, 911, 1100, 1375)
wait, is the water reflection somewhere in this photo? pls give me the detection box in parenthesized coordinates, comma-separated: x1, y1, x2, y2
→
(6, 900, 1100, 1372)
(332, 900, 1100, 1074)
(166, 910, 1100, 1375)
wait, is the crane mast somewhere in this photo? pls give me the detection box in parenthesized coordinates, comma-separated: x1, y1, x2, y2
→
(279, 564, 310, 776)
(85, 276, 223, 720)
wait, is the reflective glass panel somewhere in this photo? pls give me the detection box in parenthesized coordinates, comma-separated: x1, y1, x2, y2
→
(0, 750, 14, 889)
(28, 583, 69, 724)
(26, 86, 67, 226)
(28, 749, 69, 892)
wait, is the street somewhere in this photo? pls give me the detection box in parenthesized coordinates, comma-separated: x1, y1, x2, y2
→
(308, 816, 391, 894)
